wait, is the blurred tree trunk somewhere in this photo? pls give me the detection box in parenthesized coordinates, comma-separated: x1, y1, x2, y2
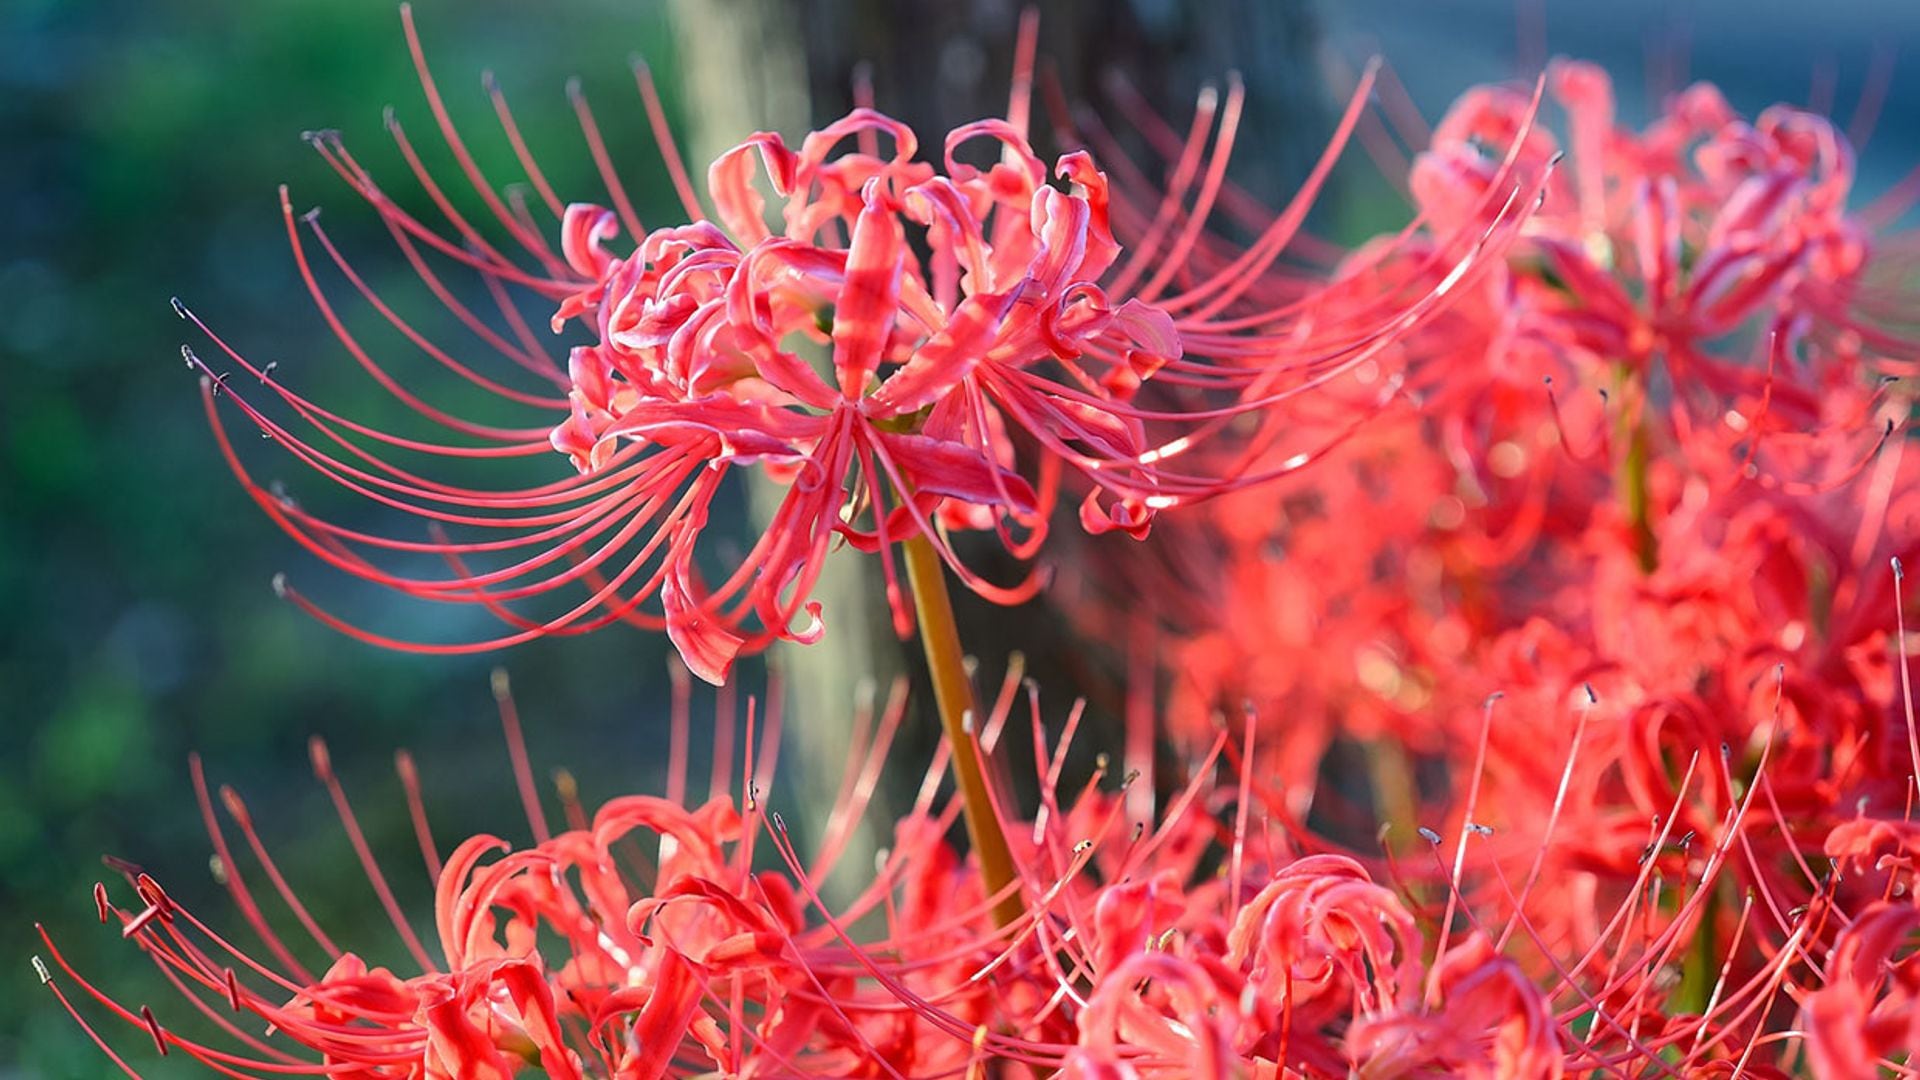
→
(666, 0, 896, 899)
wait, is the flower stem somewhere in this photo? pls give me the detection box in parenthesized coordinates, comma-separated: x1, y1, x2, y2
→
(1613, 363, 1657, 574)
(901, 532, 1025, 929)
(1675, 880, 1722, 1017)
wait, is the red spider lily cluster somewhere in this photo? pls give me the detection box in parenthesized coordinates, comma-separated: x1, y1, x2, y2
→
(1067, 55, 1920, 1077)
(40, 8, 1920, 1079)
(49, 657, 1917, 1078)
(174, 11, 1529, 685)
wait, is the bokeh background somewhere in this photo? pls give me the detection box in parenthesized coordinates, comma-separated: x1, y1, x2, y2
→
(3, 1, 1915, 1074)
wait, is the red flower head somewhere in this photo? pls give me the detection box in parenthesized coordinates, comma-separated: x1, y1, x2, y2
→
(1403, 57, 1918, 479)
(539, 111, 1190, 682)
(175, 13, 1531, 683)
(1346, 936, 1564, 1080)
(1801, 902, 1920, 1080)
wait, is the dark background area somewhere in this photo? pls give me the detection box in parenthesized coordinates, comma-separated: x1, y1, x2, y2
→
(3, 1, 1915, 1074)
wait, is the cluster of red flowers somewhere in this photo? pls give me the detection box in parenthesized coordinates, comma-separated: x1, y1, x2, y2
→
(1070, 56, 1920, 1077)
(39, 9, 1920, 1079)
(45, 659, 1874, 1078)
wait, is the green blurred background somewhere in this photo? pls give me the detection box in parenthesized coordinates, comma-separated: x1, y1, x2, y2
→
(3, 4, 700, 1074)
(3, 0, 1914, 1074)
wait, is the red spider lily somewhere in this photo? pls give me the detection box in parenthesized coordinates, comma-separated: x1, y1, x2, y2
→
(1414, 60, 1917, 391)
(38, 670, 993, 1079)
(176, 10, 1541, 683)
(1800, 901, 1920, 1079)
(40, 659, 1913, 1078)
(1343, 936, 1565, 1080)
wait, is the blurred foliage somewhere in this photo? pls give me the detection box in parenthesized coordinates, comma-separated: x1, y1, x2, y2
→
(3, 0, 1914, 1075)
(0, 2, 712, 1073)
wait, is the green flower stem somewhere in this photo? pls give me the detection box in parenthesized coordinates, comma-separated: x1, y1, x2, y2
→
(901, 531, 1026, 930)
